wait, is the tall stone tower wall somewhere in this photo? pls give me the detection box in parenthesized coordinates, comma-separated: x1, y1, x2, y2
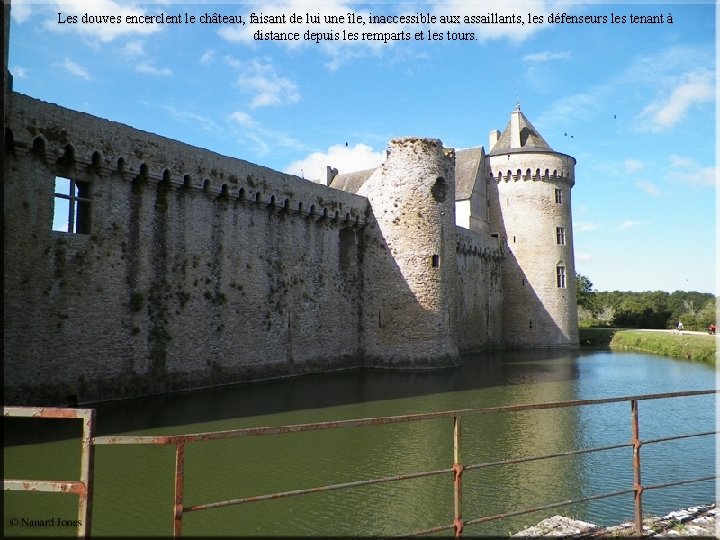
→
(488, 152, 578, 347)
(359, 137, 460, 367)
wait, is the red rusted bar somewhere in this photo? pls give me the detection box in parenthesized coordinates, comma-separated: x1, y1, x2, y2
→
(642, 430, 717, 446)
(642, 475, 716, 492)
(5, 390, 716, 537)
(78, 408, 96, 538)
(3, 479, 86, 493)
(173, 442, 186, 538)
(185, 466, 453, 512)
(3, 406, 93, 419)
(3, 407, 96, 538)
(90, 389, 717, 447)
(452, 416, 464, 537)
(465, 441, 632, 473)
(462, 488, 637, 528)
(631, 399, 643, 536)
(408, 488, 636, 536)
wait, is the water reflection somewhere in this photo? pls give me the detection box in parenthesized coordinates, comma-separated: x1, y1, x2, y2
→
(3, 350, 715, 537)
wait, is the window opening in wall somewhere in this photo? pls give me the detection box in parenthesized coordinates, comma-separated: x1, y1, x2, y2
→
(555, 189, 563, 204)
(556, 226, 566, 245)
(556, 265, 566, 288)
(431, 177, 447, 202)
(53, 176, 91, 233)
(513, 236, 516, 243)
(431, 254, 439, 268)
(529, 319, 533, 329)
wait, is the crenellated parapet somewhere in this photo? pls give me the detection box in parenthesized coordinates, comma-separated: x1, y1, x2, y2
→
(6, 92, 369, 227)
(488, 152, 575, 186)
(455, 229, 504, 261)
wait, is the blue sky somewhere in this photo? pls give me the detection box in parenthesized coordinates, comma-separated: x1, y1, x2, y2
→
(8, 0, 716, 294)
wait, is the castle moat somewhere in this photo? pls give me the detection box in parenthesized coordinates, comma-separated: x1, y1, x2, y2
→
(4, 350, 715, 537)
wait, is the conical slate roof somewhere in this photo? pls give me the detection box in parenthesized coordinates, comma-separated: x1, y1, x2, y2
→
(489, 107, 553, 155)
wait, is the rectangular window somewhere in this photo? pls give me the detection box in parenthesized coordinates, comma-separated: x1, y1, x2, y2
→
(556, 226, 566, 245)
(556, 266, 566, 288)
(53, 177, 91, 234)
(555, 189, 563, 204)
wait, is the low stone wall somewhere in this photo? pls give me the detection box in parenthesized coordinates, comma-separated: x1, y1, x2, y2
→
(512, 503, 716, 537)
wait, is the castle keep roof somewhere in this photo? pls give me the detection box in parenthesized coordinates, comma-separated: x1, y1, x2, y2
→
(489, 107, 553, 155)
(454, 147, 484, 201)
(330, 168, 375, 193)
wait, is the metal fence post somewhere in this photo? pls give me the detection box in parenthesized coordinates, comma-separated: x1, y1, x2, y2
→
(631, 400, 643, 536)
(453, 416, 464, 537)
(78, 409, 96, 538)
(174, 442, 186, 537)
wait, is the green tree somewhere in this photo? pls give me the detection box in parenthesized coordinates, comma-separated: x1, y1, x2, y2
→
(576, 274, 599, 316)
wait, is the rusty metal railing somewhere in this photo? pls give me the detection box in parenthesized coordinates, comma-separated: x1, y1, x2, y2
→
(4, 389, 716, 537)
(3, 406, 96, 537)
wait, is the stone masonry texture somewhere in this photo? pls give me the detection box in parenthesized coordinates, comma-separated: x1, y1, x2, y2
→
(4, 89, 578, 405)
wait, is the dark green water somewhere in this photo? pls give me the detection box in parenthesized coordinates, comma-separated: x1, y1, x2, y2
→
(3, 350, 716, 536)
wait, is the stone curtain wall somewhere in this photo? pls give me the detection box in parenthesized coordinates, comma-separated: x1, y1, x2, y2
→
(5, 91, 559, 405)
(454, 229, 504, 351)
(4, 92, 369, 404)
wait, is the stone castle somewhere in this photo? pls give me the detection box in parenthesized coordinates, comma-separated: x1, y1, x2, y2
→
(3, 8, 577, 405)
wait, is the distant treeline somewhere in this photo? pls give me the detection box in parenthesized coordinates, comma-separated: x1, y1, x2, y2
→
(577, 275, 717, 330)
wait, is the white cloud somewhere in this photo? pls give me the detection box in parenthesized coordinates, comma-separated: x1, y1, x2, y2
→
(226, 57, 300, 108)
(668, 155, 695, 169)
(575, 253, 593, 263)
(228, 110, 305, 156)
(635, 69, 714, 133)
(161, 104, 219, 133)
(574, 221, 602, 232)
(200, 50, 215, 64)
(623, 158, 644, 174)
(11, 66, 29, 79)
(122, 41, 145, 56)
(58, 58, 92, 81)
(44, 1, 163, 42)
(284, 143, 385, 183)
(635, 180, 660, 197)
(229, 111, 256, 128)
(136, 63, 173, 76)
(537, 92, 602, 127)
(539, 45, 713, 131)
(616, 220, 648, 232)
(666, 154, 716, 188)
(11, 0, 33, 23)
(523, 51, 571, 62)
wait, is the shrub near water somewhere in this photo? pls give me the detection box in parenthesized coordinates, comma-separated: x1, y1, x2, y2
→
(580, 329, 717, 367)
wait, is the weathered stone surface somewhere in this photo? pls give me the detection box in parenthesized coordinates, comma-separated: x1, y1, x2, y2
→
(512, 515, 601, 537)
(513, 503, 717, 538)
(4, 89, 578, 405)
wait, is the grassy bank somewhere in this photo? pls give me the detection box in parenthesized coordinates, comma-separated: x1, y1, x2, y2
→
(579, 328, 717, 367)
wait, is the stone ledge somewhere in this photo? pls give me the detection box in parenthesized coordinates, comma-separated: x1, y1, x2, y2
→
(512, 503, 716, 538)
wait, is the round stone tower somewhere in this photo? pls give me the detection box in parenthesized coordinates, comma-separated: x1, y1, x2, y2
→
(487, 106, 578, 347)
(359, 137, 460, 367)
